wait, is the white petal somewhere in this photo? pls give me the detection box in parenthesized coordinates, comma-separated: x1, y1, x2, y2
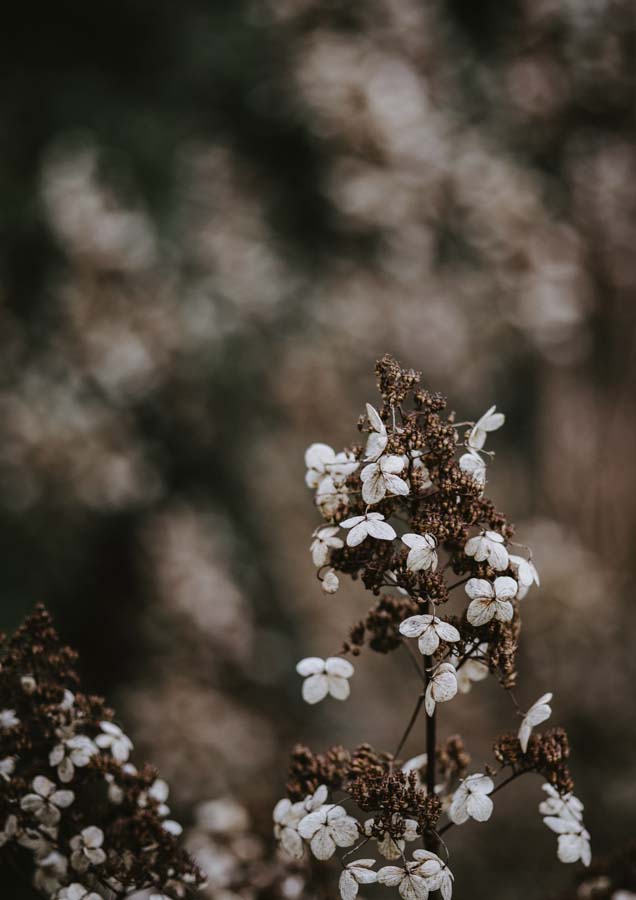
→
(367, 520, 397, 541)
(327, 675, 351, 701)
(465, 578, 493, 601)
(377, 867, 405, 888)
(362, 475, 386, 505)
(466, 598, 495, 627)
(431, 670, 457, 703)
(381, 455, 406, 475)
(518, 721, 532, 753)
(449, 793, 469, 825)
(330, 815, 358, 846)
(435, 621, 460, 643)
(493, 599, 514, 622)
(466, 792, 493, 822)
(280, 827, 304, 859)
(366, 432, 388, 461)
(347, 522, 369, 547)
(310, 828, 336, 860)
(305, 443, 335, 470)
(325, 657, 354, 678)
(298, 810, 327, 839)
(296, 657, 325, 677)
(366, 404, 385, 434)
(417, 629, 439, 656)
(339, 870, 359, 900)
(399, 616, 429, 638)
(494, 576, 518, 600)
(384, 474, 410, 496)
(302, 674, 329, 705)
(425, 682, 436, 717)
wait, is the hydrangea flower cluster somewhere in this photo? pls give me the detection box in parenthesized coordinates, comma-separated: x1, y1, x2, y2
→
(0, 605, 203, 899)
(273, 355, 590, 898)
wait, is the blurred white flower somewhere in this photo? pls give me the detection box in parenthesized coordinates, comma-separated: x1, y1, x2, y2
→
(0, 710, 19, 731)
(341, 512, 396, 546)
(296, 657, 354, 704)
(544, 818, 591, 866)
(0, 757, 16, 781)
(539, 784, 583, 824)
(425, 663, 458, 716)
(339, 859, 377, 900)
(401, 533, 437, 572)
(21, 776, 74, 826)
(311, 526, 344, 566)
(453, 644, 489, 694)
(519, 693, 553, 752)
(465, 576, 517, 626)
(305, 444, 358, 489)
(364, 404, 388, 461)
(321, 568, 340, 594)
(399, 615, 460, 656)
(464, 531, 509, 571)
(411, 850, 454, 900)
(50, 735, 98, 783)
(449, 774, 494, 824)
(298, 804, 358, 860)
(70, 826, 106, 871)
(95, 721, 133, 763)
(274, 799, 308, 860)
(316, 476, 349, 518)
(468, 406, 505, 451)
(361, 455, 409, 505)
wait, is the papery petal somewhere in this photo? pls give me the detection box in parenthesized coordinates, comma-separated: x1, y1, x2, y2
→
(465, 579, 493, 601)
(302, 674, 329, 705)
(339, 870, 359, 900)
(377, 867, 405, 888)
(435, 621, 460, 643)
(296, 657, 325, 677)
(327, 675, 351, 701)
(384, 474, 409, 496)
(494, 576, 518, 599)
(298, 810, 327, 839)
(280, 827, 304, 859)
(417, 629, 439, 656)
(467, 598, 495, 627)
(362, 475, 386, 505)
(399, 616, 429, 638)
(310, 828, 336, 860)
(347, 522, 369, 547)
(305, 443, 335, 470)
(493, 599, 514, 623)
(326, 657, 354, 678)
(367, 520, 397, 541)
(466, 792, 493, 822)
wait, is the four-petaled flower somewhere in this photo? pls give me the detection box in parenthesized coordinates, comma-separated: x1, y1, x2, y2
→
(311, 526, 344, 566)
(298, 804, 358, 860)
(95, 721, 133, 763)
(464, 531, 509, 571)
(465, 576, 517, 626)
(341, 512, 396, 547)
(20, 776, 74, 827)
(401, 533, 437, 572)
(411, 850, 454, 900)
(339, 859, 378, 900)
(70, 826, 106, 871)
(296, 657, 354, 704)
(364, 404, 388, 461)
(399, 615, 460, 656)
(360, 455, 409, 505)
(425, 663, 458, 716)
(449, 774, 495, 824)
(468, 406, 505, 451)
(518, 693, 552, 752)
(49, 734, 98, 783)
(377, 861, 429, 900)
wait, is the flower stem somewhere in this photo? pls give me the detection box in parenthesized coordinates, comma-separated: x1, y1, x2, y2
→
(424, 653, 440, 855)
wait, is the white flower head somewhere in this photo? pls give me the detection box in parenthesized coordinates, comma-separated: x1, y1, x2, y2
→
(468, 405, 505, 451)
(518, 693, 553, 752)
(465, 576, 517, 626)
(401, 533, 437, 572)
(539, 783, 583, 824)
(20, 776, 74, 827)
(305, 444, 358, 489)
(296, 657, 354, 704)
(453, 643, 489, 694)
(321, 568, 340, 594)
(298, 804, 358, 860)
(365, 404, 388, 461)
(425, 663, 458, 716)
(95, 721, 133, 763)
(70, 826, 106, 872)
(557, 829, 591, 866)
(311, 526, 344, 566)
(0, 709, 20, 731)
(412, 850, 454, 900)
(339, 859, 377, 900)
(399, 615, 460, 656)
(360, 455, 409, 505)
(273, 787, 327, 860)
(459, 451, 486, 485)
(341, 512, 396, 547)
(449, 774, 494, 825)
(464, 531, 509, 571)
(377, 860, 430, 900)
(49, 735, 98, 783)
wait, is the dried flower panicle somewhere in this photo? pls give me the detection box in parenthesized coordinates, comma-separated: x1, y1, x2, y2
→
(0, 605, 203, 899)
(273, 355, 590, 898)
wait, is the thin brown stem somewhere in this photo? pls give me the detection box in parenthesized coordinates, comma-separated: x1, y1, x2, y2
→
(393, 692, 425, 759)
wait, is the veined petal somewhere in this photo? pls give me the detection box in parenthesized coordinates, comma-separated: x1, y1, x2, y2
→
(310, 828, 336, 860)
(465, 579, 493, 601)
(417, 629, 440, 656)
(367, 520, 397, 541)
(326, 657, 354, 678)
(466, 792, 493, 822)
(467, 598, 496, 627)
(347, 522, 369, 547)
(399, 616, 430, 638)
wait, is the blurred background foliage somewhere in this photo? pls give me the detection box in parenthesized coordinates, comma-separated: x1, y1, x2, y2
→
(0, 0, 635, 897)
